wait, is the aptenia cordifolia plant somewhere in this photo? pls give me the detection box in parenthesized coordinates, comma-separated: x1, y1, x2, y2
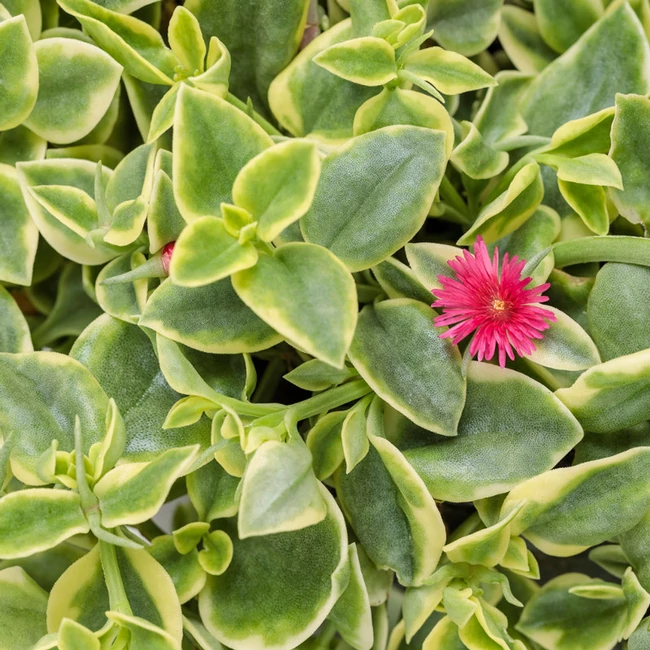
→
(3, 0, 650, 649)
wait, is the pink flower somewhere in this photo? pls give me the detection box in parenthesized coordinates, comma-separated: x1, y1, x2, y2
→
(432, 236, 557, 368)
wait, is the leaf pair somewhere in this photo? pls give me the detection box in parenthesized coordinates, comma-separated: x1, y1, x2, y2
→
(170, 90, 320, 288)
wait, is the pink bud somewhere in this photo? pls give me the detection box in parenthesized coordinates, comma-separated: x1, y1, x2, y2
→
(161, 242, 175, 275)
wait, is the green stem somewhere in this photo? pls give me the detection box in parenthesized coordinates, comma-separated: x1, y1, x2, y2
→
(289, 379, 372, 422)
(73, 416, 98, 514)
(74, 416, 142, 550)
(553, 236, 650, 268)
(439, 176, 469, 219)
(99, 540, 132, 616)
(226, 93, 282, 136)
(208, 391, 284, 418)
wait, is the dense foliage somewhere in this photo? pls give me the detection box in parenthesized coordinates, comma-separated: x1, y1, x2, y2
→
(2, 0, 650, 648)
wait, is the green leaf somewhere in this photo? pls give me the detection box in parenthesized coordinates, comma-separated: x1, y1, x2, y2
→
(147, 83, 180, 143)
(342, 397, 371, 473)
(95, 445, 198, 527)
(629, 617, 650, 650)
(556, 348, 650, 433)
(372, 256, 433, 304)
(621, 568, 650, 640)
(107, 612, 180, 650)
(621, 512, 650, 594)
(521, 3, 650, 136)
(349, 0, 391, 37)
(588, 545, 630, 579)
(336, 432, 446, 587)
(588, 263, 650, 360)
(177, 523, 211, 557)
(45, 545, 109, 634)
(353, 88, 454, 157)
(0, 125, 46, 166)
(516, 574, 627, 650)
(183, 616, 225, 650)
(0, 567, 48, 650)
(76, 0, 158, 13)
(238, 439, 327, 538)
(198, 486, 348, 650)
(48, 544, 183, 641)
(168, 6, 205, 75)
(58, 619, 100, 650)
(443, 505, 524, 568)
(422, 616, 465, 650)
(545, 105, 615, 157)
(184, 0, 308, 111)
(534, 0, 603, 53)
(329, 544, 373, 650)
(149, 535, 206, 603)
(268, 19, 376, 141)
(314, 36, 397, 86)
(302, 126, 447, 272)
(0, 15, 38, 131)
(232, 243, 357, 368)
(24, 38, 122, 144)
(285, 359, 355, 392)
(57, 0, 177, 85)
(457, 161, 544, 245)
(0, 489, 89, 559)
(427, 0, 502, 57)
(357, 545, 393, 608)
(140, 278, 282, 354)
(27, 185, 98, 239)
(2, 0, 42, 39)
(389, 5, 427, 49)
(155, 334, 250, 402)
(17, 159, 126, 265)
(405, 241, 463, 291)
(306, 411, 346, 481)
(170, 217, 258, 287)
(0, 164, 38, 285)
(95, 251, 149, 324)
(348, 299, 465, 436)
(173, 85, 273, 222)
(493, 205, 560, 286)
(609, 93, 650, 227)
(557, 179, 609, 235)
(198, 530, 233, 576)
(553, 153, 622, 188)
(103, 142, 157, 247)
(147, 152, 186, 254)
(232, 140, 321, 242)
(187, 460, 239, 521)
(473, 70, 531, 146)
(0, 352, 109, 485)
(123, 73, 171, 142)
(398, 362, 582, 502)
(498, 6, 557, 74)
(189, 35, 231, 96)
(70, 315, 215, 460)
(451, 121, 509, 180)
(31, 263, 102, 348)
(526, 306, 601, 371)
(0, 287, 32, 353)
(503, 447, 650, 557)
(402, 47, 496, 95)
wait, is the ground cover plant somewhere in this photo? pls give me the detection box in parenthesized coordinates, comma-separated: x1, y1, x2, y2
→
(3, 0, 650, 648)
